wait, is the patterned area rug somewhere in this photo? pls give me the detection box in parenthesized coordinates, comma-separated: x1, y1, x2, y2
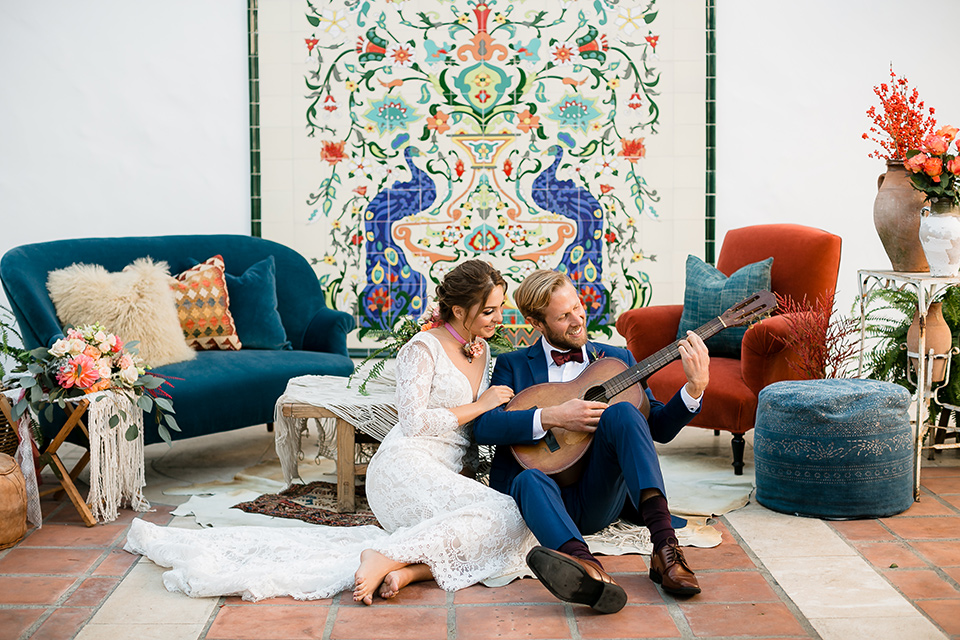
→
(234, 481, 380, 527)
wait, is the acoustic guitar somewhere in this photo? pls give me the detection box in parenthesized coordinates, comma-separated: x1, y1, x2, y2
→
(507, 290, 777, 486)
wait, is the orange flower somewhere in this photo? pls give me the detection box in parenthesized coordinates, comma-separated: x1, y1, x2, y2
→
(923, 156, 943, 182)
(599, 184, 614, 194)
(904, 152, 927, 173)
(936, 125, 959, 144)
(947, 157, 960, 175)
(923, 133, 949, 155)
(618, 138, 646, 163)
(57, 354, 101, 390)
(321, 140, 348, 165)
(426, 110, 450, 134)
(516, 109, 540, 133)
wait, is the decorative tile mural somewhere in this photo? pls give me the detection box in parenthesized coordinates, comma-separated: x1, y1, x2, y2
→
(258, 0, 706, 346)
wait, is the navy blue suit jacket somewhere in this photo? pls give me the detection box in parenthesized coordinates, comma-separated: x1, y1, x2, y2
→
(473, 339, 698, 494)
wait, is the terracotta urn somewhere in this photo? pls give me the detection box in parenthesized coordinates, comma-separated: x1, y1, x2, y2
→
(874, 160, 929, 272)
(919, 199, 960, 277)
(906, 301, 953, 383)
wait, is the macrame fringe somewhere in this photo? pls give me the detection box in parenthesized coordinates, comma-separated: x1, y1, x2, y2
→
(86, 392, 150, 522)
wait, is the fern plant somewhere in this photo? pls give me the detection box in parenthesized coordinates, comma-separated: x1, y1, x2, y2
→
(859, 286, 960, 413)
(0, 305, 29, 383)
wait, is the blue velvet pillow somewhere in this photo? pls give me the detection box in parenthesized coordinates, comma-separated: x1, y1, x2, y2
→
(677, 255, 773, 358)
(224, 256, 291, 350)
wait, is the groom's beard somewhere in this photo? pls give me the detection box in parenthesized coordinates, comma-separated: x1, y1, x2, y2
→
(539, 322, 588, 352)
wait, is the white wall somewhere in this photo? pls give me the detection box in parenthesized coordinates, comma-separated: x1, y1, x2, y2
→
(0, 0, 250, 277)
(716, 0, 960, 312)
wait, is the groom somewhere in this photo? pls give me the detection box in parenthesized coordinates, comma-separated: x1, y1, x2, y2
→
(474, 270, 709, 613)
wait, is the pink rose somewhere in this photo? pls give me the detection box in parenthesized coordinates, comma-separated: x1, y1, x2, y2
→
(904, 153, 928, 173)
(936, 125, 959, 144)
(119, 353, 134, 370)
(923, 134, 949, 155)
(948, 158, 960, 176)
(924, 156, 944, 182)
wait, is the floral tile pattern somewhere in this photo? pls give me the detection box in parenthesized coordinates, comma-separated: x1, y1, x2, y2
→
(259, 0, 705, 344)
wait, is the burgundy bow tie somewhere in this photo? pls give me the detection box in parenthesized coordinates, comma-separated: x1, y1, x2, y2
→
(551, 349, 584, 366)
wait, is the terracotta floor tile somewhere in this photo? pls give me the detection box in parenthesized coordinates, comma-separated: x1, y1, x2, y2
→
(455, 577, 555, 604)
(455, 605, 570, 640)
(828, 519, 895, 541)
(338, 580, 446, 606)
(223, 595, 333, 605)
(887, 496, 956, 517)
(941, 494, 960, 510)
(136, 507, 176, 526)
(207, 604, 329, 640)
(919, 466, 960, 477)
(679, 602, 807, 637)
(19, 523, 126, 548)
(921, 476, 960, 495)
(0, 576, 76, 605)
(333, 606, 446, 640)
(910, 540, 960, 566)
(599, 553, 647, 573)
(0, 608, 43, 639)
(574, 604, 679, 638)
(691, 570, 779, 603)
(943, 566, 960, 584)
(29, 607, 93, 640)
(917, 599, 960, 635)
(853, 541, 929, 569)
(63, 576, 120, 606)
(884, 568, 960, 599)
(682, 542, 755, 570)
(91, 548, 139, 576)
(884, 516, 960, 540)
(0, 547, 102, 575)
(615, 573, 667, 604)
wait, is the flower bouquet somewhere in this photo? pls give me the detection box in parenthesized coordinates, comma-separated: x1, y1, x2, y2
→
(863, 67, 937, 161)
(9, 323, 178, 444)
(904, 126, 960, 208)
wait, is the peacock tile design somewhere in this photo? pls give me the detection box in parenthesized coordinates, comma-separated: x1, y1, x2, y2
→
(265, 0, 700, 343)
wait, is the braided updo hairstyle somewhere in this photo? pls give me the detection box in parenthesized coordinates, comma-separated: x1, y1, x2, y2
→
(435, 260, 508, 326)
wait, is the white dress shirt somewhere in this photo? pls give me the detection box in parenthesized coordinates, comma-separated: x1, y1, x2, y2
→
(530, 339, 702, 440)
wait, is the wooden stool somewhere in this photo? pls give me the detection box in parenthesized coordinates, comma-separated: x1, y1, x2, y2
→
(0, 395, 96, 527)
(280, 403, 380, 513)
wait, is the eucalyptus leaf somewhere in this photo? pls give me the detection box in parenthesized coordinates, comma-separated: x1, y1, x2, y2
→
(137, 395, 154, 412)
(109, 414, 120, 428)
(154, 397, 174, 413)
(125, 423, 140, 441)
(165, 414, 181, 432)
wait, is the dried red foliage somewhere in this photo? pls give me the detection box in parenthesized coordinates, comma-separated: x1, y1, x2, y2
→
(775, 292, 861, 379)
(863, 67, 937, 161)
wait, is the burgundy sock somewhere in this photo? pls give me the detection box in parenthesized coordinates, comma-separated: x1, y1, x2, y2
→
(558, 539, 603, 570)
(640, 494, 677, 553)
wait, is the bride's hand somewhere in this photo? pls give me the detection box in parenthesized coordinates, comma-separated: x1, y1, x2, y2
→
(476, 385, 514, 412)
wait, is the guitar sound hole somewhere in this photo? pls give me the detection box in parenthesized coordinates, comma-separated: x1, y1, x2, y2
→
(584, 385, 609, 403)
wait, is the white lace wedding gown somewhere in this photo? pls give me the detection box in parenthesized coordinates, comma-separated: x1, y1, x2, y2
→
(124, 332, 537, 601)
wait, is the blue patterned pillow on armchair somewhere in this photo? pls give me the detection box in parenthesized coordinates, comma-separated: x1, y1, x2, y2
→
(676, 255, 773, 358)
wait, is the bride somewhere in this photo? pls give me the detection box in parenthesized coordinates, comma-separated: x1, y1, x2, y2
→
(125, 260, 538, 604)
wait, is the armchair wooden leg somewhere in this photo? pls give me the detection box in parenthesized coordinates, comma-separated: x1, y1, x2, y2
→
(731, 434, 745, 476)
(266, 422, 274, 433)
(714, 430, 720, 436)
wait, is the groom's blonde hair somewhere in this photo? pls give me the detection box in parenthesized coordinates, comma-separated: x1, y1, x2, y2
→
(515, 270, 573, 324)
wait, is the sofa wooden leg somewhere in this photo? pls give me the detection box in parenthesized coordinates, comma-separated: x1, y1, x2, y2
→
(714, 430, 720, 436)
(731, 434, 745, 476)
(266, 422, 274, 433)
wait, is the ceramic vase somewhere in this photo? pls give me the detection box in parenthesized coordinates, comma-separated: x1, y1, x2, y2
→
(906, 301, 953, 383)
(874, 160, 929, 272)
(918, 199, 960, 277)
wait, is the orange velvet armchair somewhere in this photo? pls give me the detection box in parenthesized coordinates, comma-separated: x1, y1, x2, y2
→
(615, 224, 842, 474)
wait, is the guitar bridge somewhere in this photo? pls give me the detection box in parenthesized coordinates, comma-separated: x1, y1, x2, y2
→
(542, 431, 561, 453)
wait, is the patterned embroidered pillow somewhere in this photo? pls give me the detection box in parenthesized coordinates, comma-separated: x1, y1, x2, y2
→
(676, 255, 773, 358)
(171, 255, 242, 351)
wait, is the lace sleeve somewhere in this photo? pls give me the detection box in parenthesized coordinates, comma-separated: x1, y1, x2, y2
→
(394, 338, 460, 437)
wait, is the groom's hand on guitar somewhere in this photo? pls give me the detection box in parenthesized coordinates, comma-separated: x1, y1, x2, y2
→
(542, 399, 609, 433)
(678, 330, 709, 399)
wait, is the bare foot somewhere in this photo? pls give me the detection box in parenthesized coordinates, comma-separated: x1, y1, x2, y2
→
(353, 549, 406, 605)
(378, 563, 433, 599)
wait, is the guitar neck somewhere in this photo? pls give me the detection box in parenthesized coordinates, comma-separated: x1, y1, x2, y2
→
(604, 317, 726, 398)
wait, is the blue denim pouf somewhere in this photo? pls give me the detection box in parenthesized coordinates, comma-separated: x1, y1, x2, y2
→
(754, 379, 914, 519)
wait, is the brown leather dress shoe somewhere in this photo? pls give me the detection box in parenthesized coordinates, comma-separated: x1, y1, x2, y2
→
(649, 543, 701, 595)
(526, 546, 627, 614)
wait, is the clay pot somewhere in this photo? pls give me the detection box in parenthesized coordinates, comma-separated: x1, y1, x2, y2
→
(906, 301, 953, 383)
(874, 160, 929, 272)
(919, 199, 960, 277)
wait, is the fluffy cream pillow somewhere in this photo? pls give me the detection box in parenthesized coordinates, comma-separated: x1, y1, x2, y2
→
(46, 258, 196, 367)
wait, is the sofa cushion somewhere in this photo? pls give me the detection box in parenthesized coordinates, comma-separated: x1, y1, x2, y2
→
(45, 258, 196, 368)
(171, 255, 242, 351)
(677, 255, 773, 358)
(223, 256, 291, 350)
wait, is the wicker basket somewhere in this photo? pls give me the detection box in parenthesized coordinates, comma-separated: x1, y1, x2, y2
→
(0, 393, 18, 458)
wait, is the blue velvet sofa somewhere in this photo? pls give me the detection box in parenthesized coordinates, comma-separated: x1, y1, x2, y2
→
(0, 234, 355, 445)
